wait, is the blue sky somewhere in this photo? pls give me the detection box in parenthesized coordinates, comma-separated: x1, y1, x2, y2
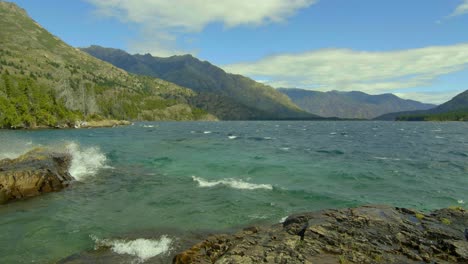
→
(8, 0, 468, 104)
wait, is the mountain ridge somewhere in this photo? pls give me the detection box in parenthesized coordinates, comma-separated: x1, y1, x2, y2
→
(375, 89, 468, 121)
(81, 45, 317, 120)
(278, 88, 435, 119)
(0, 1, 216, 128)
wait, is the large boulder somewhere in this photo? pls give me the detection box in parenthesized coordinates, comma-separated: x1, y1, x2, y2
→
(174, 205, 468, 263)
(0, 148, 74, 204)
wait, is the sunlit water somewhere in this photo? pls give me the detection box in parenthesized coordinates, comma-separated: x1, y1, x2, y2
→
(0, 121, 467, 263)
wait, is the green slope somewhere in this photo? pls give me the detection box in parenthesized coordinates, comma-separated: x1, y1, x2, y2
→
(82, 45, 317, 120)
(376, 90, 468, 121)
(278, 88, 435, 119)
(0, 1, 214, 128)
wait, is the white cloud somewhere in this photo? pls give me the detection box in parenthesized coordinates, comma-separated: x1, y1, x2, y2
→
(222, 44, 468, 103)
(451, 0, 468, 17)
(86, 0, 317, 56)
(394, 90, 463, 105)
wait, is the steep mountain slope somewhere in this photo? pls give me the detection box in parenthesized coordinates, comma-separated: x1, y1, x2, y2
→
(278, 88, 435, 119)
(376, 90, 468, 121)
(82, 46, 316, 120)
(0, 1, 213, 128)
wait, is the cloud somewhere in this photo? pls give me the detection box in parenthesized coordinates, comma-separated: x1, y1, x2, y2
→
(223, 44, 468, 102)
(86, 0, 317, 56)
(394, 90, 463, 105)
(451, 0, 468, 17)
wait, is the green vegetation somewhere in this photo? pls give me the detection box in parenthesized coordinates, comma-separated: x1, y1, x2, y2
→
(0, 73, 80, 128)
(396, 110, 468, 121)
(415, 213, 425, 220)
(440, 218, 451, 225)
(0, 2, 214, 128)
(82, 45, 316, 120)
(377, 89, 468, 121)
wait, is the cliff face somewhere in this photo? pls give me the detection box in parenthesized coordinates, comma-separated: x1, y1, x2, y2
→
(175, 205, 468, 263)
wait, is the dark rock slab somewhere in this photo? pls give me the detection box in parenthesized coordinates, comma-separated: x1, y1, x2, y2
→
(174, 205, 468, 263)
(0, 148, 73, 204)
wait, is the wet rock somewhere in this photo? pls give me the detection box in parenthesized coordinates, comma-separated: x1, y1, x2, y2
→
(174, 205, 468, 263)
(0, 148, 73, 204)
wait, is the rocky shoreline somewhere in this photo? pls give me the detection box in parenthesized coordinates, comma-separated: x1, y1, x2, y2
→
(57, 205, 467, 264)
(0, 148, 74, 204)
(174, 205, 467, 264)
(1, 150, 466, 263)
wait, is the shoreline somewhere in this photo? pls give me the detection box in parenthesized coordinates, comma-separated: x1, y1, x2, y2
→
(57, 205, 468, 264)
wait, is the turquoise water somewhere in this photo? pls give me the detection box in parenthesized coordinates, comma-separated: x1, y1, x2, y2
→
(0, 121, 467, 263)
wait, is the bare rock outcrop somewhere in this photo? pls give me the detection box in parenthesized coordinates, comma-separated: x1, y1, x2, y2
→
(174, 205, 468, 264)
(0, 148, 74, 204)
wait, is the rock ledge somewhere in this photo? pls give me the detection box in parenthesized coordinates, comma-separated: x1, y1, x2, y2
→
(174, 205, 468, 263)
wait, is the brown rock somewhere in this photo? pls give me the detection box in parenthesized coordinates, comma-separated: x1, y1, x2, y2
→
(0, 148, 74, 204)
(174, 205, 468, 264)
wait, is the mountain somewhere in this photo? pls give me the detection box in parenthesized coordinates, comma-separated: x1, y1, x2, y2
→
(0, 1, 215, 128)
(277, 88, 435, 119)
(376, 90, 468, 121)
(81, 45, 316, 120)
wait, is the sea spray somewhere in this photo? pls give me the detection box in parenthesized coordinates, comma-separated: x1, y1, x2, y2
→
(91, 235, 173, 262)
(192, 176, 273, 190)
(66, 142, 109, 180)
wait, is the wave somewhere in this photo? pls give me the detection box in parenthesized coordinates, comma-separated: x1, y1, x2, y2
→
(65, 142, 110, 181)
(192, 176, 273, 190)
(373, 156, 401, 161)
(91, 235, 172, 263)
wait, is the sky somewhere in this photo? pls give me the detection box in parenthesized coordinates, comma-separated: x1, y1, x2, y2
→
(8, 0, 468, 104)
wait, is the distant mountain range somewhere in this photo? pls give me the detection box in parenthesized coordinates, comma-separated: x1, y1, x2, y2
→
(376, 90, 468, 121)
(82, 46, 316, 120)
(278, 88, 435, 119)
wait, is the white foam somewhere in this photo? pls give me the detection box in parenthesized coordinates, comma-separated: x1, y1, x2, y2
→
(66, 142, 109, 181)
(192, 176, 273, 190)
(373, 156, 401, 161)
(203, 131, 212, 134)
(458, 200, 465, 204)
(142, 125, 155, 128)
(92, 235, 172, 262)
(279, 216, 288, 223)
(228, 135, 237, 139)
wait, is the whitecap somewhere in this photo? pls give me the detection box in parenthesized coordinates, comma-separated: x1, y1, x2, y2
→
(330, 132, 337, 135)
(435, 136, 445, 139)
(373, 157, 401, 161)
(203, 131, 212, 134)
(458, 200, 465, 204)
(192, 176, 273, 190)
(91, 235, 172, 263)
(263, 137, 273, 140)
(280, 147, 290, 151)
(66, 142, 109, 181)
(228, 135, 237, 139)
(142, 125, 154, 128)
(279, 216, 288, 223)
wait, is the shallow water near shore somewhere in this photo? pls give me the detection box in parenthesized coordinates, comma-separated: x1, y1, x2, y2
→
(0, 121, 467, 263)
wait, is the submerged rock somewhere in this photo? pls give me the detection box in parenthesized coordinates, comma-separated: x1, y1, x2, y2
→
(0, 148, 74, 204)
(174, 205, 468, 264)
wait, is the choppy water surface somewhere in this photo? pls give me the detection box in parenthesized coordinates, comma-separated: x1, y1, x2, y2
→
(0, 121, 467, 263)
